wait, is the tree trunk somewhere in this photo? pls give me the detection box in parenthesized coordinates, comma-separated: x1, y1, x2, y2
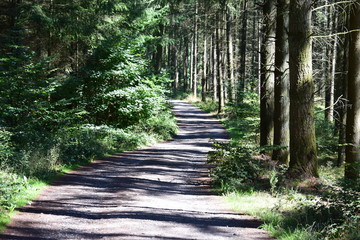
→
(318, 0, 329, 100)
(174, 44, 179, 91)
(190, 35, 194, 90)
(272, 0, 290, 164)
(345, 0, 360, 181)
(337, 46, 348, 166)
(192, 2, 198, 97)
(328, 14, 338, 123)
(251, 3, 259, 92)
(325, 6, 335, 123)
(202, 4, 208, 102)
(226, 7, 235, 102)
(153, 24, 164, 74)
(183, 37, 189, 91)
(216, 12, 225, 113)
(260, 0, 276, 148)
(239, 0, 248, 101)
(212, 33, 217, 101)
(289, 0, 318, 178)
(336, 12, 348, 167)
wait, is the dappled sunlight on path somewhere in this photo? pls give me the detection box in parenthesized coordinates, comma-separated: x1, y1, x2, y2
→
(0, 100, 272, 240)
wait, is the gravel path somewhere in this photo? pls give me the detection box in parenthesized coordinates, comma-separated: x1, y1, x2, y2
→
(0, 100, 272, 240)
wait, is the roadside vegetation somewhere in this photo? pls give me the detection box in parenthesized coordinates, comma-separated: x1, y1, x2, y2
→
(0, 1, 178, 231)
(0, 88, 177, 232)
(186, 94, 359, 240)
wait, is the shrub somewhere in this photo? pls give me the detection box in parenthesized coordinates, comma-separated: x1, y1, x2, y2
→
(0, 171, 28, 214)
(0, 129, 13, 168)
(102, 84, 166, 128)
(208, 142, 271, 193)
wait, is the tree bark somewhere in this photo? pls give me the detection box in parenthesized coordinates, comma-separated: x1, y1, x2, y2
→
(226, 7, 235, 102)
(325, 6, 336, 123)
(153, 24, 164, 74)
(183, 37, 189, 91)
(345, 0, 360, 181)
(216, 11, 225, 113)
(272, 0, 290, 164)
(251, 3, 259, 92)
(335, 12, 348, 167)
(192, 1, 198, 97)
(212, 32, 217, 101)
(260, 0, 276, 148)
(202, 4, 208, 102)
(239, 0, 248, 100)
(289, 0, 318, 178)
(190, 35, 194, 90)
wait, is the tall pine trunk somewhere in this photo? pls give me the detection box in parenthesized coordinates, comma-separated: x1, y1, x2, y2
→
(216, 11, 225, 113)
(260, 0, 276, 148)
(192, 2, 198, 97)
(226, 7, 235, 102)
(325, 6, 336, 123)
(239, 0, 248, 100)
(212, 32, 218, 101)
(202, 4, 208, 102)
(183, 37, 189, 91)
(336, 13, 348, 167)
(273, 0, 290, 164)
(289, 0, 318, 178)
(345, 0, 360, 181)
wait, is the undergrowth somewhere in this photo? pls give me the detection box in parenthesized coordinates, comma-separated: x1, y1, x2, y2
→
(0, 105, 177, 231)
(190, 94, 360, 240)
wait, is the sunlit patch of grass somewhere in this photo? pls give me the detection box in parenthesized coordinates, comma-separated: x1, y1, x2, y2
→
(226, 191, 321, 240)
(226, 191, 278, 214)
(184, 94, 201, 104)
(319, 163, 344, 185)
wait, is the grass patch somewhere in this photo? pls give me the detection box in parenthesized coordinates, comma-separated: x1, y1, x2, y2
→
(0, 171, 46, 231)
(226, 191, 322, 240)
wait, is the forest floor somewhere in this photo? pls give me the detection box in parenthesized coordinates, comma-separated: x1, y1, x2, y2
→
(0, 100, 273, 240)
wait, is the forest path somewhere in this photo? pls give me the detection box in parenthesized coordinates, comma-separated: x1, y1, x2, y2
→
(0, 100, 272, 240)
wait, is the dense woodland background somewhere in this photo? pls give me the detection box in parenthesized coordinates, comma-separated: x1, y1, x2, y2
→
(0, 0, 359, 239)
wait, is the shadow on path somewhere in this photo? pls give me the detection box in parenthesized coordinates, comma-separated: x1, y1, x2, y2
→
(0, 100, 272, 240)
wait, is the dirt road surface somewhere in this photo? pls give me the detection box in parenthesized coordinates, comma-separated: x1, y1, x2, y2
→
(0, 100, 272, 240)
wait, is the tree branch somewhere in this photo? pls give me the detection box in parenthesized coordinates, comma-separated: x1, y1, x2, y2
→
(315, 95, 348, 114)
(312, 29, 360, 39)
(311, 1, 354, 12)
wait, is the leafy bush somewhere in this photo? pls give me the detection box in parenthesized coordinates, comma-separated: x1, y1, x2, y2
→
(0, 129, 13, 168)
(208, 142, 273, 193)
(102, 84, 166, 127)
(0, 45, 60, 132)
(2, 104, 177, 178)
(0, 171, 28, 213)
(309, 186, 360, 239)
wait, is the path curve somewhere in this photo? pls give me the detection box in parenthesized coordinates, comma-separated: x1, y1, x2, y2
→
(0, 100, 272, 240)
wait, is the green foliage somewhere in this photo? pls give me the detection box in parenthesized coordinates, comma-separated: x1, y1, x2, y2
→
(208, 142, 274, 193)
(315, 111, 338, 163)
(0, 130, 13, 167)
(0, 0, 178, 233)
(192, 93, 260, 144)
(0, 45, 58, 131)
(0, 171, 28, 214)
(194, 100, 219, 113)
(102, 84, 166, 127)
(223, 93, 260, 144)
(4, 107, 177, 178)
(198, 96, 359, 240)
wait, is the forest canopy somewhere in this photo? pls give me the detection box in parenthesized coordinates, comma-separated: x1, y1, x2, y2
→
(0, 0, 177, 176)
